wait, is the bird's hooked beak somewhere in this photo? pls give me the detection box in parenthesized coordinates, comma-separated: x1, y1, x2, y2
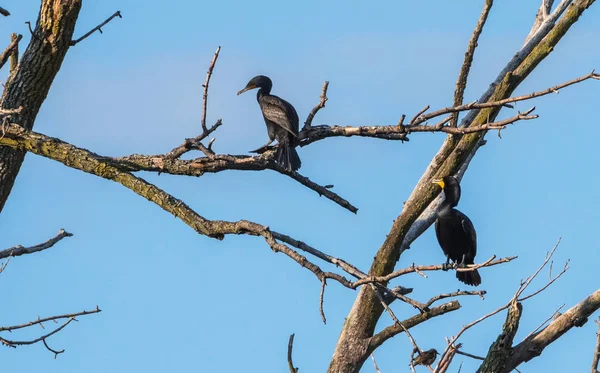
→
(432, 178, 445, 189)
(237, 84, 256, 95)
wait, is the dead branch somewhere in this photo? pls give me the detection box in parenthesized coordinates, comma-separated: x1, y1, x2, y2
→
(525, 0, 557, 44)
(505, 288, 600, 372)
(0, 228, 72, 259)
(591, 317, 600, 373)
(0, 306, 101, 332)
(0, 306, 101, 357)
(370, 354, 383, 373)
(353, 256, 516, 287)
(450, 0, 493, 127)
(0, 34, 22, 71)
(454, 349, 484, 361)
(70, 11, 122, 46)
(304, 81, 329, 130)
(437, 239, 564, 369)
(166, 119, 223, 158)
(412, 70, 599, 126)
(422, 290, 486, 310)
(369, 301, 461, 351)
(320, 278, 327, 324)
(298, 105, 540, 146)
(524, 303, 565, 340)
(201, 46, 221, 132)
(288, 334, 299, 373)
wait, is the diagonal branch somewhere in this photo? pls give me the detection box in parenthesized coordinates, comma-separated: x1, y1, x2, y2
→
(450, 0, 493, 127)
(70, 11, 122, 46)
(0, 228, 72, 260)
(368, 301, 461, 352)
(304, 81, 329, 130)
(505, 288, 600, 372)
(0, 33, 22, 71)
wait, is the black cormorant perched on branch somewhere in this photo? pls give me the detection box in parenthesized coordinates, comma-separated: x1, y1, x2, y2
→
(433, 176, 481, 286)
(237, 75, 301, 172)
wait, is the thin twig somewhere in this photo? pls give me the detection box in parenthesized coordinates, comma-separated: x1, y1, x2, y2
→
(524, 303, 565, 340)
(0, 255, 11, 274)
(591, 317, 600, 373)
(304, 81, 329, 130)
(70, 11, 122, 46)
(43, 338, 65, 359)
(410, 105, 430, 124)
(0, 306, 101, 332)
(422, 290, 486, 310)
(166, 119, 223, 158)
(288, 334, 298, 373)
(319, 278, 327, 324)
(413, 71, 599, 126)
(436, 239, 563, 369)
(201, 46, 221, 132)
(450, 0, 493, 127)
(371, 354, 383, 373)
(454, 349, 485, 361)
(513, 238, 562, 302)
(371, 283, 435, 373)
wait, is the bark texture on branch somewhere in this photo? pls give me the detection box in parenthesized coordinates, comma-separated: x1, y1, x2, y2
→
(0, 0, 81, 212)
(328, 2, 595, 372)
(503, 288, 600, 372)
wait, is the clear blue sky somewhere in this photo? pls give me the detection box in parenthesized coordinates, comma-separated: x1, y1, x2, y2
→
(1, 1, 599, 372)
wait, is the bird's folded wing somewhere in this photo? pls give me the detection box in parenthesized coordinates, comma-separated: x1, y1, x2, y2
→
(260, 95, 299, 137)
(460, 215, 477, 256)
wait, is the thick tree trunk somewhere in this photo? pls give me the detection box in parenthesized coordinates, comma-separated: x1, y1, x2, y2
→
(0, 0, 81, 212)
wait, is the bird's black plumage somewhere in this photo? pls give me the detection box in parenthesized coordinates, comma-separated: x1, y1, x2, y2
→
(433, 176, 481, 286)
(412, 348, 438, 367)
(237, 75, 301, 171)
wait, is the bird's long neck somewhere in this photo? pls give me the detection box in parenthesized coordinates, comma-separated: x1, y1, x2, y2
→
(257, 86, 271, 101)
(438, 187, 460, 217)
(438, 199, 454, 217)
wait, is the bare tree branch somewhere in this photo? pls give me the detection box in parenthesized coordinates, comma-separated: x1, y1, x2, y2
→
(0, 306, 101, 358)
(70, 11, 122, 46)
(505, 288, 600, 372)
(368, 301, 461, 351)
(0, 228, 72, 259)
(450, 0, 493, 127)
(0, 34, 22, 71)
(353, 256, 516, 287)
(591, 317, 600, 373)
(370, 354, 383, 373)
(201, 46, 221, 132)
(288, 334, 299, 373)
(320, 278, 327, 324)
(304, 81, 329, 130)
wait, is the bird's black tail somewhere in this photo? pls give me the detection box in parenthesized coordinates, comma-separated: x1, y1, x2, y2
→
(456, 269, 481, 286)
(276, 140, 301, 172)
